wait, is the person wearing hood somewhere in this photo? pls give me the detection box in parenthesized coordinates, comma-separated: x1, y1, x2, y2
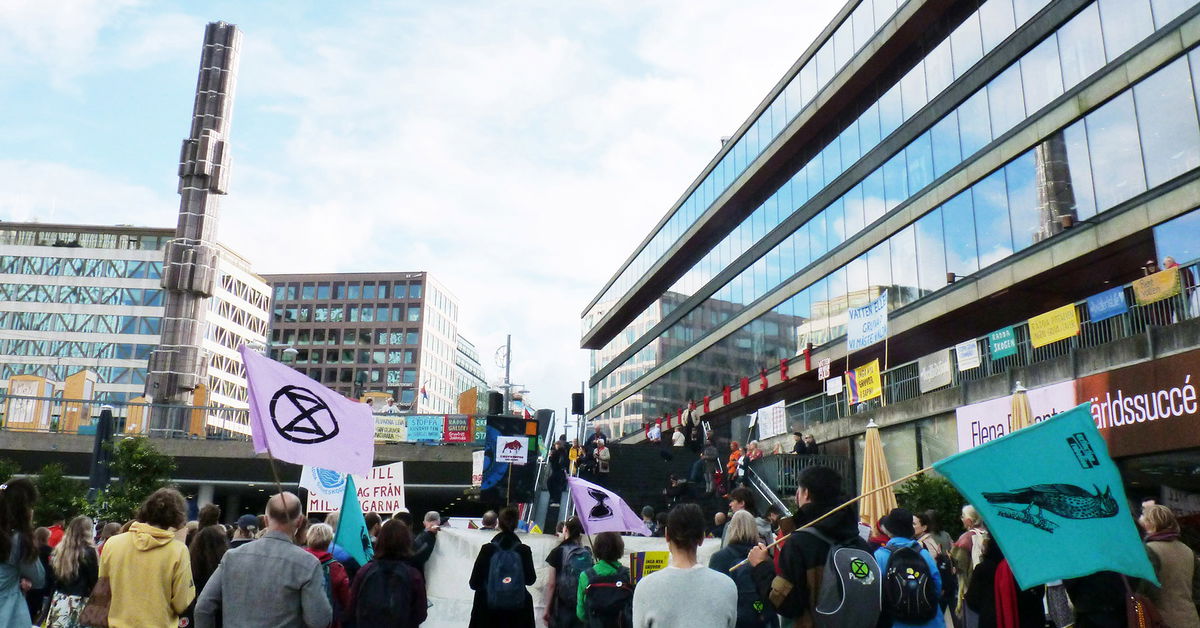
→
(875, 508, 943, 628)
(748, 465, 866, 625)
(710, 510, 778, 628)
(100, 487, 194, 628)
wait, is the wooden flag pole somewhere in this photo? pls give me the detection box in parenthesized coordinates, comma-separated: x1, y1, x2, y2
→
(266, 448, 285, 497)
(727, 466, 932, 572)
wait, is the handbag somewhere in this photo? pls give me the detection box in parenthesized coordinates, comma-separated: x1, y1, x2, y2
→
(79, 576, 112, 628)
(1122, 575, 1165, 628)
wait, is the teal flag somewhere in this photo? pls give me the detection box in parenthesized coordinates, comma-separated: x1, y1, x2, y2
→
(333, 476, 373, 565)
(933, 402, 1156, 589)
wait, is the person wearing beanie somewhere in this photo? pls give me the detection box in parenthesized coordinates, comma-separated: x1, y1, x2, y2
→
(875, 508, 944, 628)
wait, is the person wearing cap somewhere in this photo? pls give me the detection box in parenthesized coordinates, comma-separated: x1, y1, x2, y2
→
(875, 507, 944, 628)
(231, 514, 259, 549)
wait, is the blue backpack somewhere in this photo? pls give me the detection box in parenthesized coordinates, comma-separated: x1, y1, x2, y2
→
(319, 556, 344, 621)
(486, 540, 526, 610)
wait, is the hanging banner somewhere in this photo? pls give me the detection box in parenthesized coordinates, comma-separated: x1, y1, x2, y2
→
(406, 415, 445, 442)
(1028, 304, 1080, 348)
(1132, 268, 1181, 306)
(444, 415, 470, 443)
(988, 326, 1018, 361)
(301, 462, 406, 514)
(629, 551, 670, 584)
(847, 290, 889, 351)
(1086, 287, 1129, 322)
(755, 401, 787, 440)
(954, 381, 1077, 452)
(471, 416, 488, 443)
(471, 450, 485, 487)
(374, 415, 408, 443)
(956, 340, 981, 371)
(918, 349, 953, 393)
(850, 360, 882, 403)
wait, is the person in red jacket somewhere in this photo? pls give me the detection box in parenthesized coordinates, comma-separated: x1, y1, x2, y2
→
(304, 523, 350, 627)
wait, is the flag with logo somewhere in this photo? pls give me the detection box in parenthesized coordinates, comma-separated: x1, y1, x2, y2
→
(333, 476, 373, 566)
(933, 403, 1156, 589)
(567, 476, 651, 536)
(239, 345, 375, 477)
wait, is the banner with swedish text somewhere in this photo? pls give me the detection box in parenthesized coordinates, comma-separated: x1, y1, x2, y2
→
(934, 403, 1155, 589)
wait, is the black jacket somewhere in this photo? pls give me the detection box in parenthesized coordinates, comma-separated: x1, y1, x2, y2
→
(751, 502, 865, 619)
(410, 529, 436, 574)
(965, 540, 1045, 628)
(468, 531, 537, 628)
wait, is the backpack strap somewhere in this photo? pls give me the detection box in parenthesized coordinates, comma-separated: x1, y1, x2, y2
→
(797, 527, 835, 547)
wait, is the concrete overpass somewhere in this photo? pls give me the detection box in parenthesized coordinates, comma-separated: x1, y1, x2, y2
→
(0, 432, 476, 520)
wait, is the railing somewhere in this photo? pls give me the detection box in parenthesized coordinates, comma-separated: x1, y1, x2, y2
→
(0, 393, 488, 446)
(749, 453, 853, 499)
(789, 263, 1200, 427)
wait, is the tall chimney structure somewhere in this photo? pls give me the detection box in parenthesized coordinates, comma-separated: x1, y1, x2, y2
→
(146, 22, 242, 412)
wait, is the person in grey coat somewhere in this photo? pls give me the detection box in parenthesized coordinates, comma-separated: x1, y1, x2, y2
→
(195, 492, 332, 628)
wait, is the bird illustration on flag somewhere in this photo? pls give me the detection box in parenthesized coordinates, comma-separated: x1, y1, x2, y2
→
(983, 484, 1118, 532)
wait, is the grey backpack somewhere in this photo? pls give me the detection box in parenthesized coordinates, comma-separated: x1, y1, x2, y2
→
(799, 528, 882, 628)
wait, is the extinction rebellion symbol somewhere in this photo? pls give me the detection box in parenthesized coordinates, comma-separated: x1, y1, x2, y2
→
(270, 385, 340, 444)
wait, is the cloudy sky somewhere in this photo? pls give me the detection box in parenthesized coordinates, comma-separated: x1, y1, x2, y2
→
(0, 0, 841, 418)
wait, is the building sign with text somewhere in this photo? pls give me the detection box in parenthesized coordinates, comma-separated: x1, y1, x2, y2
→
(955, 381, 1076, 452)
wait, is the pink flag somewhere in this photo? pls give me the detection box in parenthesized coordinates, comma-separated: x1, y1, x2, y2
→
(567, 476, 651, 536)
(239, 346, 375, 476)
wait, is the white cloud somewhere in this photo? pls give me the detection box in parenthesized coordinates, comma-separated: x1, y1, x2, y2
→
(1, 0, 843, 418)
(0, 160, 174, 226)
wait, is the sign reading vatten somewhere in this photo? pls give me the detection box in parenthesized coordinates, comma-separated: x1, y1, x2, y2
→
(847, 290, 888, 351)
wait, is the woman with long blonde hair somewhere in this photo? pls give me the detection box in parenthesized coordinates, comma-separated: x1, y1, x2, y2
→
(46, 516, 99, 628)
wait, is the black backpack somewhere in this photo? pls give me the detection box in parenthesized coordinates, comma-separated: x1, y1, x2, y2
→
(583, 565, 634, 628)
(882, 545, 938, 623)
(729, 547, 777, 627)
(557, 543, 594, 604)
(352, 560, 411, 626)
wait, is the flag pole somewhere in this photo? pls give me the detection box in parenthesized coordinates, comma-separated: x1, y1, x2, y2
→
(266, 448, 285, 496)
(727, 466, 931, 572)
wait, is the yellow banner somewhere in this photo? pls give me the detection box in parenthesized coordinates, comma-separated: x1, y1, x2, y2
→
(856, 359, 882, 402)
(374, 415, 408, 442)
(1132, 268, 1181, 306)
(1028, 304, 1080, 348)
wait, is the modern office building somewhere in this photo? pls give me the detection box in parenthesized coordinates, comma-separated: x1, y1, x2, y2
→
(0, 222, 270, 411)
(584, 0, 1200, 485)
(454, 334, 489, 413)
(264, 271, 463, 413)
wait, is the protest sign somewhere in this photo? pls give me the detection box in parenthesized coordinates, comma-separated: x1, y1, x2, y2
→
(629, 551, 670, 584)
(955, 340, 981, 371)
(1086, 287, 1129, 322)
(495, 436, 529, 465)
(847, 290, 888, 351)
(301, 461, 406, 514)
(988, 326, 1018, 360)
(1028, 304, 1080, 348)
(1132, 268, 1181, 306)
(918, 349, 953, 393)
(444, 415, 470, 443)
(406, 415, 445, 441)
(374, 414, 407, 442)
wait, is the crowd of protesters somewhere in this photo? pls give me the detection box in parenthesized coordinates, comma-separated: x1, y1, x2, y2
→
(7, 459, 1199, 628)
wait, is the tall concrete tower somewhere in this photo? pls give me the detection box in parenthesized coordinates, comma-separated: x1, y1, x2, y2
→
(146, 22, 242, 410)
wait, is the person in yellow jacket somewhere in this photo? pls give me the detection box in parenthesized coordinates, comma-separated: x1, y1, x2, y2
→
(569, 439, 583, 476)
(99, 488, 194, 628)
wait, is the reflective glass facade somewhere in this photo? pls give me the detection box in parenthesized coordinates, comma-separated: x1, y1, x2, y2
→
(586, 0, 1200, 435)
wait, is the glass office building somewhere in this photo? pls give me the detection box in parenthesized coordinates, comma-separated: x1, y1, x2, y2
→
(0, 222, 269, 410)
(584, 0, 1200, 439)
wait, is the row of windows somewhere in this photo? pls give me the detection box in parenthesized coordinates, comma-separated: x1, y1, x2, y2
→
(272, 281, 423, 302)
(585, 0, 1063, 331)
(286, 347, 418, 366)
(0, 340, 154, 360)
(0, 256, 163, 280)
(0, 229, 171, 251)
(270, 327, 421, 347)
(0, 363, 147, 386)
(0, 311, 161, 335)
(0, 284, 164, 307)
(273, 303, 422, 324)
(595, 47, 1200, 416)
(594, 0, 1190, 380)
(291, 367, 420, 399)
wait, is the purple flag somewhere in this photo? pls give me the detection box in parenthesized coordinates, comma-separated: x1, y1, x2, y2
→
(567, 476, 652, 536)
(239, 345, 375, 476)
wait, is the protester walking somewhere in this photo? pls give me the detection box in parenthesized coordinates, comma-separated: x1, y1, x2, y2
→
(952, 505, 988, 624)
(875, 508, 943, 628)
(544, 517, 588, 628)
(633, 503, 737, 627)
(577, 531, 633, 627)
(180, 524, 228, 628)
(195, 492, 332, 628)
(468, 506, 536, 628)
(1138, 505, 1200, 627)
(964, 537, 1045, 628)
(44, 515, 98, 628)
(709, 510, 778, 628)
(342, 519, 427, 627)
(302, 523, 349, 627)
(748, 466, 876, 627)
